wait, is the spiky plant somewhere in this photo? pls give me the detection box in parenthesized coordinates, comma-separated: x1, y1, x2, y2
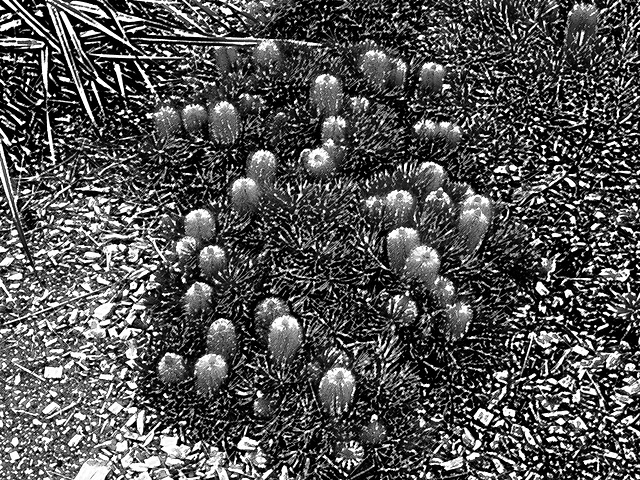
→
(194, 353, 228, 395)
(318, 367, 356, 416)
(157, 353, 187, 385)
(154, 106, 182, 139)
(207, 318, 237, 360)
(268, 315, 302, 364)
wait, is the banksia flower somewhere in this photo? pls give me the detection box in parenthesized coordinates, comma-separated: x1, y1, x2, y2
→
(421, 188, 453, 218)
(322, 139, 346, 166)
(239, 93, 265, 114)
(199, 245, 227, 279)
(310, 74, 342, 116)
(459, 208, 489, 253)
(420, 62, 445, 94)
(403, 245, 441, 287)
(182, 104, 208, 136)
(414, 119, 439, 141)
(209, 101, 239, 145)
(247, 149, 278, 185)
(445, 301, 473, 342)
(462, 195, 493, 223)
(184, 208, 215, 243)
(350, 96, 370, 114)
(385, 190, 415, 226)
(319, 367, 355, 416)
(255, 297, 290, 331)
(361, 415, 387, 445)
(214, 46, 238, 73)
(416, 162, 446, 193)
(176, 236, 198, 265)
(231, 177, 261, 214)
(438, 121, 462, 147)
(158, 352, 187, 385)
(304, 147, 336, 178)
(184, 282, 213, 315)
(321, 116, 347, 144)
(253, 390, 272, 418)
(565, 3, 599, 52)
(360, 50, 391, 89)
(207, 318, 237, 360)
(268, 315, 302, 364)
(387, 294, 418, 325)
(154, 106, 182, 139)
(254, 40, 281, 70)
(194, 353, 228, 395)
(431, 276, 456, 307)
(365, 195, 385, 219)
(387, 227, 420, 271)
(388, 58, 407, 88)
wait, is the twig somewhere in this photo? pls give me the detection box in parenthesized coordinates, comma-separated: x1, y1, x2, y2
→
(46, 401, 80, 420)
(12, 360, 46, 382)
(518, 332, 535, 380)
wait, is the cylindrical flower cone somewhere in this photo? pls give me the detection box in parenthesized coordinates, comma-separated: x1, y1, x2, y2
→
(207, 318, 237, 360)
(431, 276, 456, 307)
(421, 188, 453, 219)
(247, 149, 278, 185)
(322, 139, 346, 168)
(184, 208, 215, 243)
(199, 245, 227, 279)
(231, 177, 261, 214)
(310, 74, 342, 116)
(182, 104, 208, 136)
(253, 39, 281, 71)
(350, 96, 370, 115)
(385, 190, 415, 226)
(414, 119, 440, 141)
(194, 353, 228, 395)
(157, 352, 187, 385)
(318, 367, 356, 416)
(462, 195, 493, 224)
(438, 121, 462, 147)
(360, 50, 391, 89)
(415, 162, 446, 193)
(403, 245, 441, 287)
(444, 301, 473, 342)
(154, 106, 182, 139)
(304, 148, 336, 178)
(184, 281, 213, 315)
(459, 208, 489, 254)
(386, 227, 420, 272)
(365, 195, 385, 219)
(361, 415, 387, 445)
(268, 315, 302, 364)
(419, 62, 445, 94)
(255, 297, 290, 333)
(209, 101, 239, 145)
(565, 3, 599, 53)
(321, 116, 347, 144)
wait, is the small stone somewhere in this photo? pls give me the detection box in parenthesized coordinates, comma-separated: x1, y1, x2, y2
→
(43, 366, 63, 379)
(94, 303, 116, 321)
(108, 402, 124, 415)
(42, 402, 60, 415)
(144, 456, 162, 468)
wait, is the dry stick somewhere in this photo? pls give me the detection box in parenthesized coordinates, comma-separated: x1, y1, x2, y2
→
(518, 332, 535, 380)
(12, 360, 46, 382)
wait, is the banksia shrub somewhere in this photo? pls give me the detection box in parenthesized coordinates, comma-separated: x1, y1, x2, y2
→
(199, 245, 227, 278)
(387, 294, 418, 325)
(268, 315, 302, 364)
(360, 50, 391, 89)
(176, 236, 198, 265)
(310, 74, 342, 116)
(459, 208, 490, 254)
(388, 58, 407, 88)
(387, 227, 420, 271)
(194, 353, 228, 395)
(184, 208, 215, 243)
(565, 3, 599, 55)
(231, 177, 261, 213)
(247, 149, 278, 185)
(158, 352, 187, 385)
(207, 318, 237, 360)
(403, 245, 440, 287)
(254, 39, 281, 70)
(154, 106, 181, 139)
(444, 302, 473, 342)
(321, 116, 347, 144)
(419, 62, 445, 94)
(303, 147, 336, 178)
(184, 282, 213, 315)
(318, 367, 355, 416)
(385, 190, 415, 226)
(214, 46, 238, 73)
(182, 104, 208, 136)
(209, 101, 239, 145)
